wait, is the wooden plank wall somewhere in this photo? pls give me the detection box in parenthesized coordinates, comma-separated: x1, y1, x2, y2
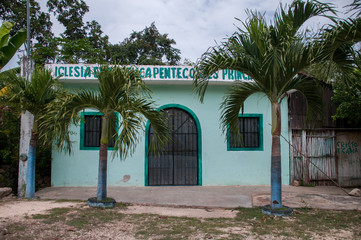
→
(290, 130, 361, 187)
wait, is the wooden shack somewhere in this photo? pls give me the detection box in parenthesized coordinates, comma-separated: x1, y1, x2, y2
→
(288, 85, 361, 187)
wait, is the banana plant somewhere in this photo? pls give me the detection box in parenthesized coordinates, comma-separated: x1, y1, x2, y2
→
(0, 21, 27, 70)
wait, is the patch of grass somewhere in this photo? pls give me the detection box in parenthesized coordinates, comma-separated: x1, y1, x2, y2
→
(5, 204, 361, 240)
(32, 207, 71, 224)
(130, 213, 234, 239)
(54, 199, 86, 203)
(235, 207, 264, 221)
(234, 207, 361, 239)
(4, 224, 27, 233)
(66, 207, 125, 229)
(115, 201, 131, 209)
(30, 205, 126, 230)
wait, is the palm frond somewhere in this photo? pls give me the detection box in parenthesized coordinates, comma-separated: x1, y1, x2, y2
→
(220, 81, 263, 136)
(47, 64, 169, 157)
(194, 0, 333, 139)
(347, 0, 361, 17)
(288, 74, 323, 123)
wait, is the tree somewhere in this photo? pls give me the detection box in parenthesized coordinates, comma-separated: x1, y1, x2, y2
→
(47, 0, 89, 40)
(332, 69, 361, 125)
(0, 0, 53, 53)
(193, 0, 333, 211)
(314, 0, 361, 124)
(2, 68, 63, 198)
(44, 66, 169, 202)
(110, 22, 181, 65)
(45, 0, 110, 64)
(0, 22, 26, 70)
(0, 0, 110, 65)
(0, 0, 54, 65)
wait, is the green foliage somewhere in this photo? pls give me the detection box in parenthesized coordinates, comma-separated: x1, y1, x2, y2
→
(0, 108, 20, 191)
(312, 0, 361, 84)
(332, 70, 361, 125)
(193, 0, 333, 210)
(41, 65, 169, 200)
(194, 0, 330, 136)
(348, 0, 361, 17)
(44, 1, 110, 64)
(0, 2, 181, 66)
(45, 65, 169, 157)
(110, 22, 181, 65)
(0, 22, 26, 70)
(0, 0, 53, 66)
(0, 0, 110, 65)
(0, 68, 61, 193)
(0, 0, 53, 45)
(2, 68, 62, 121)
(318, 1, 361, 125)
(47, 0, 89, 40)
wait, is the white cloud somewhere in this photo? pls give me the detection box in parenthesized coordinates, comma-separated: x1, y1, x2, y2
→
(3, 0, 355, 71)
(83, 0, 353, 63)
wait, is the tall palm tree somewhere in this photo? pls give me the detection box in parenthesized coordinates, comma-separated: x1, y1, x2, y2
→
(45, 65, 168, 202)
(2, 67, 62, 198)
(193, 0, 334, 211)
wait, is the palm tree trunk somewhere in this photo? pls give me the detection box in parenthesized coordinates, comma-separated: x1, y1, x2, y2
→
(25, 130, 36, 199)
(97, 115, 109, 201)
(271, 102, 282, 209)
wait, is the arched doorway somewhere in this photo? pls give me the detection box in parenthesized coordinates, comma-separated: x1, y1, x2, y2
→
(147, 106, 201, 186)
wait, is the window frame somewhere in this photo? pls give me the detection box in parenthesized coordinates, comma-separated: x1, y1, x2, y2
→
(227, 113, 263, 151)
(80, 111, 118, 150)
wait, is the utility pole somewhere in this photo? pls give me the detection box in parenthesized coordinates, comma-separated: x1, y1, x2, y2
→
(18, 0, 34, 198)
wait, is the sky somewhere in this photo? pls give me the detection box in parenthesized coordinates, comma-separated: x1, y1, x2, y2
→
(5, 0, 355, 70)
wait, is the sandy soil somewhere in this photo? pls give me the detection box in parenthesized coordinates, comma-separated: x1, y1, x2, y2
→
(0, 198, 236, 220)
(0, 198, 357, 239)
(0, 200, 83, 219)
(0, 198, 237, 239)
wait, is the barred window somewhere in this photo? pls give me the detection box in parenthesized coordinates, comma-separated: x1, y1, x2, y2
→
(229, 114, 263, 151)
(81, 113, 116, 149)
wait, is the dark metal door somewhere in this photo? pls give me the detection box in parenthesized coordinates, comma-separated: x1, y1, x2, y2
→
(148, 107, 198, 185)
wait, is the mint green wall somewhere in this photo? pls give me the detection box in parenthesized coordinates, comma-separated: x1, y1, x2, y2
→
(51, 84, 290, 186)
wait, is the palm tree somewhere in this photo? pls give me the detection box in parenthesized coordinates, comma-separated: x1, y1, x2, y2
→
(45, 65, 168, 202)
(193, 0, 334, 211)
(2, 67, 62, 198)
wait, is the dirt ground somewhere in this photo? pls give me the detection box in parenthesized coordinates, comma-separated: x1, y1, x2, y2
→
(0, 197, 359, 239)
(0, 198, 239, 240)
(0, 198, 236, 219)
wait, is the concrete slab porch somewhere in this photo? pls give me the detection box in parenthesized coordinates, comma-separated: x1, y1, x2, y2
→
(36, 185, 361, 210)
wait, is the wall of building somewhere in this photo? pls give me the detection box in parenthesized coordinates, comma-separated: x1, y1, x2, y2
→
(51, 84, 290, 186)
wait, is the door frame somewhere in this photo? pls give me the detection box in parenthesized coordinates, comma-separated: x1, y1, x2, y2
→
(145, 104, 202, 186)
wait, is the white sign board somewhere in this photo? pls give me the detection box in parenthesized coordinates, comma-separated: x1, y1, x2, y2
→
(45, 64, 252, 83)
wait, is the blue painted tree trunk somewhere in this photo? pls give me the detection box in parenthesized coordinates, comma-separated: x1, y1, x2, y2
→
(270, 102, 282, 209)
(97, 143, 108, 200)
(25, 133, 36, 199)
(271, 136, 282, 209)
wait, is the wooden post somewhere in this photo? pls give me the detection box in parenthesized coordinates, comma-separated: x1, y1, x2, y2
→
(302, 130, 309, 185)
(18, 111, 33, 197)
(18, 55, 34, 197)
